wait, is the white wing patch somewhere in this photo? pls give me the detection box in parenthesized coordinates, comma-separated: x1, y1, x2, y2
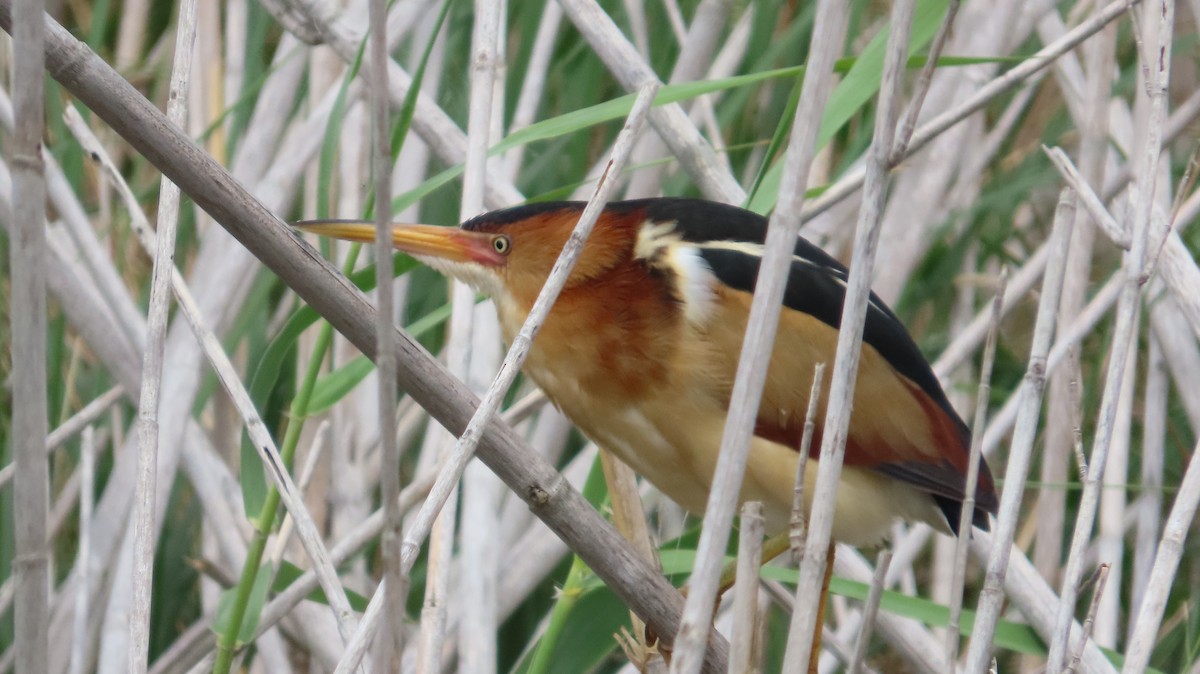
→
(669, 245, 718, 325)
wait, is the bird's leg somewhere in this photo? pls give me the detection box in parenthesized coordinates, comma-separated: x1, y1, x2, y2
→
(717, 531, 792, 595)
(808, 543, 836, 674)
(600, 452, 664, 663)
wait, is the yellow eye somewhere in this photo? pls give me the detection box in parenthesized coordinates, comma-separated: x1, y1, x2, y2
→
(493, 236, 511, 255)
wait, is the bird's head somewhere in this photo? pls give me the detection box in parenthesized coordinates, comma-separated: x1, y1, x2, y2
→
(297, 202, 641, 306)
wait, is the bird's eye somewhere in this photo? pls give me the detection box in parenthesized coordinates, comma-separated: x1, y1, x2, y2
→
(492, 236, 511, 255)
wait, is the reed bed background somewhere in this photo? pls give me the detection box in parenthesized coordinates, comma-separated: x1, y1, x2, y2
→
(2, 0, 1199, 672)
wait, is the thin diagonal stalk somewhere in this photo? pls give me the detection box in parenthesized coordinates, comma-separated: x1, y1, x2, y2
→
(211, 291, 349, 674)
(890, 0, 959, 163)
(1067, 564, 1112, 673)
(0, 386, 123, 491)
(847, 550, 892, 674)
(128, 3, 196, 670)
(945, 270, 1006, 669)
(556, 0, 743, 203)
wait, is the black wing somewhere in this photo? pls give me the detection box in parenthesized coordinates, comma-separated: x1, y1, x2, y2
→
(631, 198, 966, 440)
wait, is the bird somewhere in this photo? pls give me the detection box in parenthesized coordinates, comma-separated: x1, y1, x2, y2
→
(299, 197, 999, 547)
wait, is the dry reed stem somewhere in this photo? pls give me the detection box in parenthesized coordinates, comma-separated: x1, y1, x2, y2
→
(1047, 2, 1173, 667)
(417, 474, 457, 674)
(556, 0, 743, 203)
(890, 0, 959, 163)
(0, 86, 148, 354)
(0, 386, 123, 490)
(803, 0, 1136, 224)
(1122, 429, 1200, 671)
(668, 0, 852, 669)
(980, 272, 1125, 457)
(727, 501, 764, 674)
(847, 550, 892, 674)
(966, 530, 1117, 674)
(69, 426, 96, 674)
(1130, 334, 1167, 627)
(331, 578, 389, 674)
(601, 449, 661, 657)
(367, 0, 402, 663)
(9, 0, 51, 671)
(833, 548, 949, 673)
(457, 2, 508, 668)
(268, 421, 330, 581)
(964, 188, 1078, 672)
(1067, 564, 1113, 674)
(789, 363, 826, 564)
(945, 270, 1006, 669)
(503, 1, 561, 180)
(286, 0, 525, 207)
(623, 0, 731, 199)
(64, 104, 362, 651)
(781, 2, 907, 671)
(128, 4, 196, 670)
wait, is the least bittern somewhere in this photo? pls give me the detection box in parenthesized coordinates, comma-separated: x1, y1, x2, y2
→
(300, 198, 999, 652)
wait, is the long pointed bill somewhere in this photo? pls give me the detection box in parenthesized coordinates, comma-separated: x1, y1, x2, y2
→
(296, 220, 504, 267)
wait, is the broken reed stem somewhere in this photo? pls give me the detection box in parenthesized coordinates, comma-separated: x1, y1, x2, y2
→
(945, 268, 1007, 669)
(782, 2, 909, 672)
(728, 501, 765, 674)
(128, 3, 196, 670)
(1066, 564, 1112, 674)
(332, 578, 390, 674)
(789, 363, 826, 565)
